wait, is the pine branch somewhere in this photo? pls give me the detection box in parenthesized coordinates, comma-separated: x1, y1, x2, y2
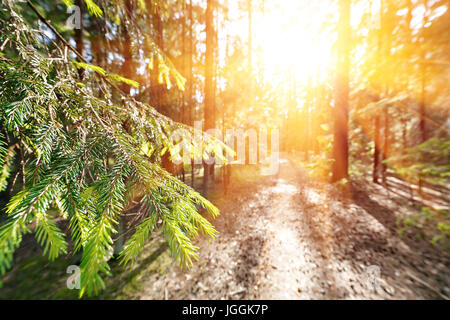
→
(0, 0, 228, 297)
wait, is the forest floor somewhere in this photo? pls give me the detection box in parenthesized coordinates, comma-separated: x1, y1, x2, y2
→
(1, 154, 449, 299)
(106, 155, 450, 300)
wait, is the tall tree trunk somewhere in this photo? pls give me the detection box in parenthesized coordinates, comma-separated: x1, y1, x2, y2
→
(382, 106, 389, 184)
(373, 0, 384, 184)
(149, 1, 164, 113)
(418, 0, 429, 195)
(419, 65, 427, 143)
(181, 4, 186, 125)
(331, 0, 350, 183)
(120, 0, 133, 95)
(114, 0, 134, 257)
(188, 0, 195, 189)
(147, 2, 172, 175)
(180, 2, 187, 183)
(91, 34, 102, 67)
(211, 8, 219, 180)
(402, 118, 407, 151)
(401, 0, 414, 154)
(305, 76, 311, 160)
(373, 116, 380, 183)
(246, 0, 253, 165)
(203, 0, 215, 192)
(248, 0, 253, 74)
(418, 49, 427, 196)
(75, 0, 84, 79)
(419, 0, 429, 145)
(381, 1, 394, 185)
(224, 0, 231, 193)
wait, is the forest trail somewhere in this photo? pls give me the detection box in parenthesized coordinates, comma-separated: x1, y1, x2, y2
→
(131, 156, 449, 300)
(2, 155, 447, 300)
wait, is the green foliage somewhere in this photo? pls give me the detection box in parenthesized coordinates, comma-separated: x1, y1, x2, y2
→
(385, 138, 450, 185)
(107, 74, 140, 89)
(386, 139, 449, 250)
(397, 206, 450, 250)
(84, 0, 103, 17)
(305, 157, 334, 180)
(73, 61, 107, 76)
(147, 45, 186, 91)
(61, 0, 103, 17)
(305, 131, 334, 180)
(0, 134, 14, 192)
(74, 63, 141, 89)
(0, 0, 229, 297)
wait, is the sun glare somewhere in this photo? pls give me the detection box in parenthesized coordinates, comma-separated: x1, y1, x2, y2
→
(254, 0, 336, 84)
(225, 0, 375, 86)
(261, 25, 333, 84)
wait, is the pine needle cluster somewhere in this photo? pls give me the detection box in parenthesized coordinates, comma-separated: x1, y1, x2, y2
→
(0, 0, 224, 297)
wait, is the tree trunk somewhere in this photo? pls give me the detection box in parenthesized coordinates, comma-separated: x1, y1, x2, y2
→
(146, 1, 173, 175)
(331, 0, 350, 183)
(373, 116, 380, 183)
(419, 65, 427, 143)
(418, 0, 430, 196)
(224, 0, 231, 192)
(188, 0, 195, 189)
(246, 0, 253, 165)
(382, 106, 389, 185)
(149, 1, 164, 113)
(180, 2, 187, 182)
(114, 0, 135, 257)
(402, 118, 407, 151)
(75, 0, 84, 79)
(203, 0, 215, 192)
(120, 0, 133, 95)
(381, 0, 394, 185)
(419, 0, 429, 145)
(248, 0, 253, 74)
(373, 0, 384, 184)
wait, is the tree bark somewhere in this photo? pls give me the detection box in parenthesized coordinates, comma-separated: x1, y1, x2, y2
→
(120, 0, 133, 95)
(381, 0, 395, 185)
(331, 0, 350, 183)
(373, 116, 380, 183)
(148, 1, 165, 113)
(75, 0, 84, 79)
(188, 0, 195, 188)
(203, 0, 215, 192)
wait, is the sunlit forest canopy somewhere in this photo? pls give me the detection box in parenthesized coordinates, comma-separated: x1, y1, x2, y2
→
(222, 0, 449, 134)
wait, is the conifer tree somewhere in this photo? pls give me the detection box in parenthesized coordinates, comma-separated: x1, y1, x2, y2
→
(0, 0, 229, 297)
(331, 0, 350, 182)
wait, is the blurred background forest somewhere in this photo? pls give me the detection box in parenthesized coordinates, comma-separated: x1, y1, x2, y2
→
(0, 0, 449, 299)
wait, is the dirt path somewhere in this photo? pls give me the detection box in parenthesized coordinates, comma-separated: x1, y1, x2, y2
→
(131, 157, 449, 300)
(1, 156, 448, 300)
